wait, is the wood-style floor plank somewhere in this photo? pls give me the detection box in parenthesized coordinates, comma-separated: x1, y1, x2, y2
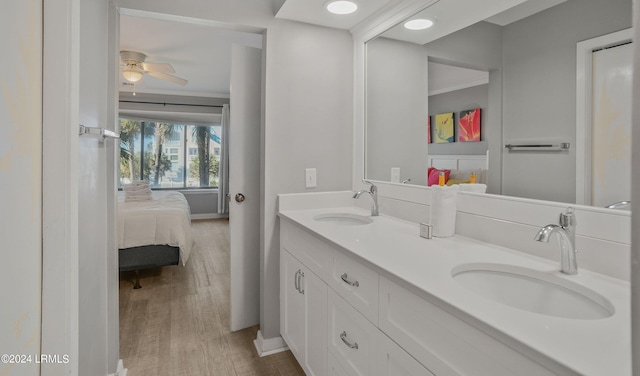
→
(119, 219, 305, 376)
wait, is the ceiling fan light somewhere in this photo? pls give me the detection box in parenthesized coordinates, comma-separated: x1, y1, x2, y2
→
(326, 0, 358, 15)
(122, 67, 143, 83)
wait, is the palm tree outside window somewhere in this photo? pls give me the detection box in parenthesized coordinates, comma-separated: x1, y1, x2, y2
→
(118, 118, 221, 189)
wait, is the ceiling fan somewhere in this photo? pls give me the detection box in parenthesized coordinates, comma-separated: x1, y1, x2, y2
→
(120, 51, 188, 86)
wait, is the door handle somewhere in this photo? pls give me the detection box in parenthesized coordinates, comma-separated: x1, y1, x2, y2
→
(294, 270, 300, 293)
(235, 193, 246, 203)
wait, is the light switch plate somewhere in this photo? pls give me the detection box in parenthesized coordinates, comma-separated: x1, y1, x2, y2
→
(305, 168, 317, 188)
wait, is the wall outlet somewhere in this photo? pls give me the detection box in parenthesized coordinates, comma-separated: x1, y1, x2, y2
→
(391, 167, 400, 183)
(305, 168, 317, 188)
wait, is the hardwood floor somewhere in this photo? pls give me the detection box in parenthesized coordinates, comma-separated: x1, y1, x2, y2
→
(119, 219, 305, 376)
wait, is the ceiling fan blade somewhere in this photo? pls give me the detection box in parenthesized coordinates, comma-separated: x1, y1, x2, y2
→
(146, 71, 188, 86)
(142, 62, 175, 74)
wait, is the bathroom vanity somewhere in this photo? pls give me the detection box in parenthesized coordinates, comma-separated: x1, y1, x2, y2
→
(278, 192, 630, 376)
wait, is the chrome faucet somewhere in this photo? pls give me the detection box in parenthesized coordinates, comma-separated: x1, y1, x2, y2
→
(353, 181, 379, 216)
(534, 207, 578, 275)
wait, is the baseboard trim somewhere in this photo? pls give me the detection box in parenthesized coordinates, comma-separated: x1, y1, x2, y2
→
(253, 330, 288, 357)
(191, 213, 229, 220)
(109, 359, 127, 376)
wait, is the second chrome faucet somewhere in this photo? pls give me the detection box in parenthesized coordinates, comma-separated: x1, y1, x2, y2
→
(534, 207, 578, 275)
(354, 181, 379, 216)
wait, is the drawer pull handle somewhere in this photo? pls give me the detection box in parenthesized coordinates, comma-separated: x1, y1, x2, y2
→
(340, 331, 359, 350)
(299, 272, 305, 295)
(294, 270, 300, 293)
(340, 273, 359, 287)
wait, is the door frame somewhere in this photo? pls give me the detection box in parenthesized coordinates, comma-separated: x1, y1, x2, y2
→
(41, 0, 80, 374)
(575, 28, 632, 205)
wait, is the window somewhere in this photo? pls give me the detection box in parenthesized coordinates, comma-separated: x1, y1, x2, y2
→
(119, 119, 222, 189)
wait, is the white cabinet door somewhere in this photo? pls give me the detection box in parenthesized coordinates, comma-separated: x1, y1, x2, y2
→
(281, 250, 305, 359)
(280, 249, 327, 376)
(328, 353, 353, 376)
(328, 289, 378, 376)
(302, 264, 328, 376)
(378, 332, 435, 376)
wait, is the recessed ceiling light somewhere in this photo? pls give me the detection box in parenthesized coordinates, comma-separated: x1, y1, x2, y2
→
(326, 0, 358, 15)
(404, 19, 434, 30)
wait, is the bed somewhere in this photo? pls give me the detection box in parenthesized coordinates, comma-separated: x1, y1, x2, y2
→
(117, 190, 193, 288)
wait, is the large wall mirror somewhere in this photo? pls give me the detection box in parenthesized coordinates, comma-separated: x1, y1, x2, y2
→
(365, 0, 632, 210)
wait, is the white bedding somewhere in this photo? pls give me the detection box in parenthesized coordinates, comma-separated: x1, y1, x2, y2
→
(117, 191, 193, 265)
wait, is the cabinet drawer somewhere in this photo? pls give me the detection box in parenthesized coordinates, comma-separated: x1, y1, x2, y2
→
(378, 331, 435, 376)
(281, 220, 333, 279)
(379, 277, 556, 376)
(328, 289, 378, 376)
(330, 251, 379, 324)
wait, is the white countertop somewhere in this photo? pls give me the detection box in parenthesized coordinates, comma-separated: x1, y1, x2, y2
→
(278, 206, 631, 376)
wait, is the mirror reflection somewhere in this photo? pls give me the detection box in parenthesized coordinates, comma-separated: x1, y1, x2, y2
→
(365, 0, 632, 209)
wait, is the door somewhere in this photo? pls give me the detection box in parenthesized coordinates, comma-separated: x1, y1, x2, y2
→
(229, 44, 262, 331)
(590, 42, 632, 207)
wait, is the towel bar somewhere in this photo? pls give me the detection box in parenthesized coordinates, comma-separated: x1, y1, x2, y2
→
(504, 143, 570, 151)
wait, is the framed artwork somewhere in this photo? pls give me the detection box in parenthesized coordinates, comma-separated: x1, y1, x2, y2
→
(434, 112, 454, 143)
(427, 116, 431, 144)
(458, 108, 481, 142)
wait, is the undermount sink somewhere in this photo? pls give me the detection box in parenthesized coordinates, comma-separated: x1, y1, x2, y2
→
(452, 263, 615, 320)
(313, 213, 373, 226)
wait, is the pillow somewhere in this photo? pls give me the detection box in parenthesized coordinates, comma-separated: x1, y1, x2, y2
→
(427, 168, 451, 186)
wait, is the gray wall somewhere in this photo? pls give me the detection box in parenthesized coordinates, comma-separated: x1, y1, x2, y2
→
(428, 84, 489, 156)
(262, 19, 353, 340)
(423, 0, 631, 201)
(501, 0, 631, 203)
(366, 37, 429, 185)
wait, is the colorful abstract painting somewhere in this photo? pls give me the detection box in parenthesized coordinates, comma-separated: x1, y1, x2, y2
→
(458, 108, 481, 142)
(427, 116, 432, 144)
(434, 113, 454, 143)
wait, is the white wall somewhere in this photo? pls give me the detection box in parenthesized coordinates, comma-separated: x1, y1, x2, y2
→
(631, 0, 640, 371)
(0, 1, 42, 375)
(366, 37, 429, 185)
(114, 0, 274, 31)
(262, 19, 353, 340)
